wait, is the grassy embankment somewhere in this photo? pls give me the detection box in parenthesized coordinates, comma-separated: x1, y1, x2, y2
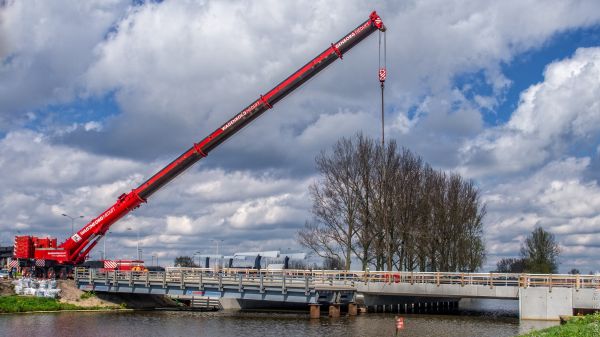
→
(520, 313, 600, 337)
(0, 292, 115, 313)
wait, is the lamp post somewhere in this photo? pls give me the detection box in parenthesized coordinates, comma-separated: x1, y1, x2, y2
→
(127, 227, 141, 260)
(102, 231, 112, 260)
(212, 239, 224, 256)
(194, 251, 202, 267)
(212, 239, 223, 268)
(62, 213, 84, 236)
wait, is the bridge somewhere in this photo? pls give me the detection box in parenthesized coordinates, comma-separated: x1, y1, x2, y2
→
(75, 268, 600, 320)
(74, 268, 357, 317)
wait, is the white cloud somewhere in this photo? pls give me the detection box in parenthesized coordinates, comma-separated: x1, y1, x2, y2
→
(460, 47, 600, 177)
(0, 0, 128, 129)
(483, 157, 600, 270)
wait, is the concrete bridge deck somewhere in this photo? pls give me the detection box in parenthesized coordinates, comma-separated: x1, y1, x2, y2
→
(76, 268, 600, 320)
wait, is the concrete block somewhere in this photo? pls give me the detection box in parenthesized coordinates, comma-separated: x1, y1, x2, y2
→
(328, 304, 340, 318)
(348, 303, 358, 316)
(309, 304, 321, 319)
(520, 287, 572, 320)
(219, 298, 241, 310)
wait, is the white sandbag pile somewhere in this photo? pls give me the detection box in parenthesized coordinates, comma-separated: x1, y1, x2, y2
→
(12, 278, 61, 298)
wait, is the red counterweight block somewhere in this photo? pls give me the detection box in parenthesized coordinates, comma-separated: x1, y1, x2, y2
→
(14, 236, 34, 259)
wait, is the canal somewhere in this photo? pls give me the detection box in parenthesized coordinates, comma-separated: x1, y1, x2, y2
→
(0, 300, 559, 337)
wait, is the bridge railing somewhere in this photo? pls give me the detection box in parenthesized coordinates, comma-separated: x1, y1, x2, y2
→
(74, 268, 600, 290)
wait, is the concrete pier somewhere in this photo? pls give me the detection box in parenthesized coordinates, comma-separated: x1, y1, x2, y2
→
(328, 304, 340, 318)
(348, 303, 358, 316)
(309, 304, 321, 319)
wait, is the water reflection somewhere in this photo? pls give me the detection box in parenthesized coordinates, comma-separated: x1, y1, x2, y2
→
(0, 299, 561, 337)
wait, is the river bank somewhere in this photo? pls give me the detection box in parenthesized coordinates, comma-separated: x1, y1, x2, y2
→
(0, 279, 176, 313)
(0, 295, 117, 313)
(519, 313, 600, 336)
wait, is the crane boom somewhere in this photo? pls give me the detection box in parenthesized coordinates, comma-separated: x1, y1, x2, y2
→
(19, 11, 386, 265)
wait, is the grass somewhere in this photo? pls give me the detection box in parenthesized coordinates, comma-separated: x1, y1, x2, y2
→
(520, 313, 600, 337)
(0, 295, 107, 313)
(80, 291, 96, 300)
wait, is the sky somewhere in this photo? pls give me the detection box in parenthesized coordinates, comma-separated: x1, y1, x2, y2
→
(1, 0, 600, 272)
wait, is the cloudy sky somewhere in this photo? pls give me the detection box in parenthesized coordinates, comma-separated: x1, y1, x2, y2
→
(1, 0, 599, 272)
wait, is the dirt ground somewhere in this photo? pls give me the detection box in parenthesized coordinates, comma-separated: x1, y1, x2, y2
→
(1, 278, 178, 309)
(56, 280, 120, 308)
(56, 280, 178, 309)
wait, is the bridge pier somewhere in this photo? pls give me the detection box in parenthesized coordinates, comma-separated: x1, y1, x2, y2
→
(309, 304, 321, 319)
(328, 304, 341, 318)
(348, 303, 358, 316)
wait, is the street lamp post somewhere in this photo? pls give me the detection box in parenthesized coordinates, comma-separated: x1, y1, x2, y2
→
(127, 227, 141, 260)
(62, 213, 84, 236)
(102, 231, 111, 261)
(212, 239, 224, 256)
(194, 251, 202, 267)
(212, 239, 223, 268)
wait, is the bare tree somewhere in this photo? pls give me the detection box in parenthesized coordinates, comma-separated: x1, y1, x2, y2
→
(299, 134, 486, 272)
(299, 139, 360, 270)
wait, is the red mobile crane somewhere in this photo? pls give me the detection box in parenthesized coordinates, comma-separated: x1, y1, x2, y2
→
(13, 11, 386, 271)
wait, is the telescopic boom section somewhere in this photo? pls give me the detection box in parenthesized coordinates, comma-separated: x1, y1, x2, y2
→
(57, 11, 386, 264)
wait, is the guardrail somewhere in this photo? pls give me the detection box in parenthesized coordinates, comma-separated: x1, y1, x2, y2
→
(75, 268, 600, 290)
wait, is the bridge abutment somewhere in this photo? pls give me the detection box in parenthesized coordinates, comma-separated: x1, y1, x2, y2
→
(519, 287, 573, 320)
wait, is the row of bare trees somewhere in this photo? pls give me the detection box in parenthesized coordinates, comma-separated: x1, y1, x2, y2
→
(298, 134, 486, 272)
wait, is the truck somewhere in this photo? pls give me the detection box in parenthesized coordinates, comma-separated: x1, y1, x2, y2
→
(13, 11, 387, 275)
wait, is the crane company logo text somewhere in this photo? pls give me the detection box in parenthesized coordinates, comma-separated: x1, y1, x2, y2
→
(335, 21, 370, 49)
(221, 100, 261, 131)
(77, 207, 116, 237)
